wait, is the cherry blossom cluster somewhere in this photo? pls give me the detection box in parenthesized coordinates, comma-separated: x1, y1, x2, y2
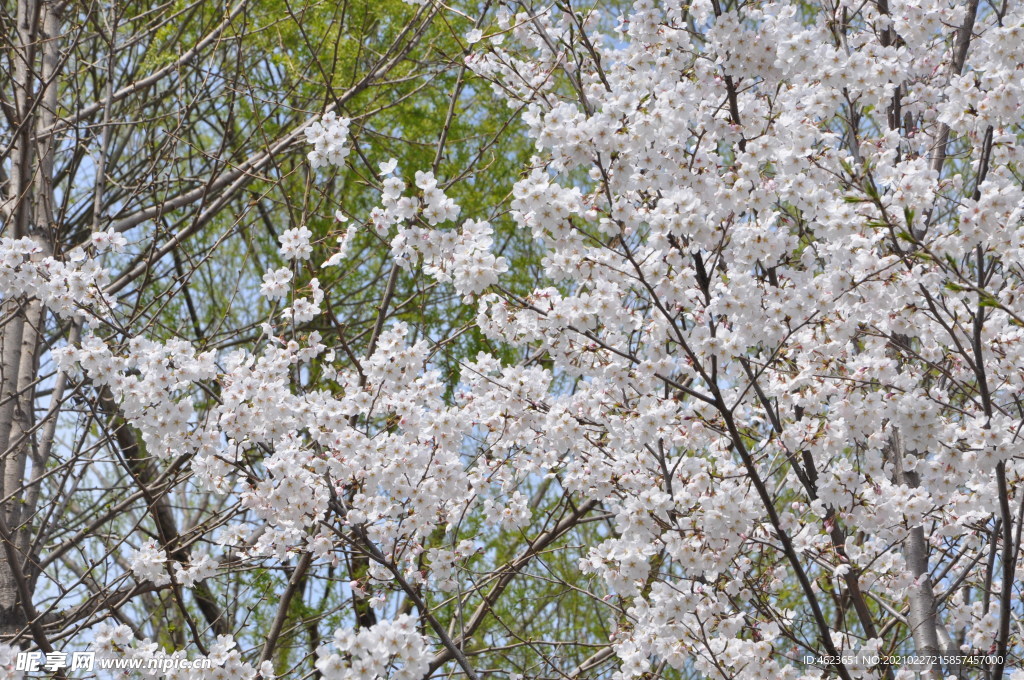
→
(304, 111, 352, 170)
(0, 236, 111, 318)
(314, 614, 429, 680)
(392, 218, 509, 298)
(361, 166, 462, 240)
(92, 624, 269, 680)
(127, 540, 172, 586)
(0, 644, 21, 680)
(278, 226, 313, 261)
(55, 333, 218, 460)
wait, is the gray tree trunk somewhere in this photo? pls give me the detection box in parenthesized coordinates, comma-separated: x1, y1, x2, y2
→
(0, 0, 58, 640)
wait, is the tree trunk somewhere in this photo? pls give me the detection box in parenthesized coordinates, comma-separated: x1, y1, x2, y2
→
(889, 429, 943, 680)
(0, 0, 59, 640)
